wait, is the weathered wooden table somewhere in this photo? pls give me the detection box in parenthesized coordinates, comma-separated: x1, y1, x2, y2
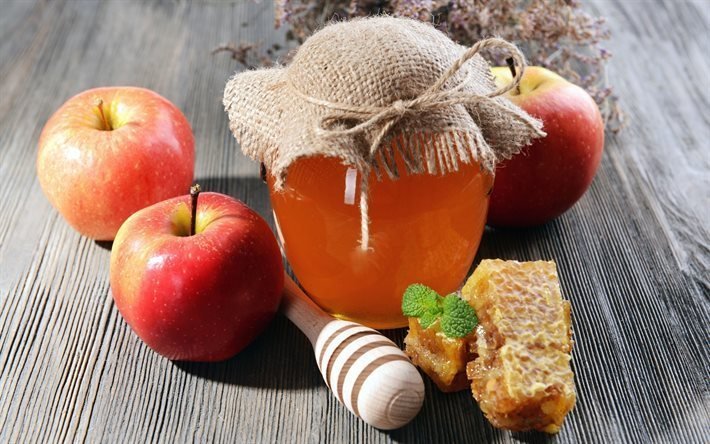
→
(1, 1, 707, 442)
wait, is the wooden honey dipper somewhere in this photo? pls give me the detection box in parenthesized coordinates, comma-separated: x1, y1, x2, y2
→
(281, 273, 425, 429)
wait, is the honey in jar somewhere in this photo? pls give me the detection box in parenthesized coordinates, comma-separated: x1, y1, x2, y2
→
(268, 145, 494, 328)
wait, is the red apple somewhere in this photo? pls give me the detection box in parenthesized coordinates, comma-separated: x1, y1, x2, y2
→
(37, 86, 195, 240)
(487, 67, 604, 227)
(109, 189, 284, 361)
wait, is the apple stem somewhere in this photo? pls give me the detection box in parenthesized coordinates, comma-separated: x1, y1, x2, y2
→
(506, 58, 520, 95)
(94, 98, 111, 131)
(190, 184, 201, 236)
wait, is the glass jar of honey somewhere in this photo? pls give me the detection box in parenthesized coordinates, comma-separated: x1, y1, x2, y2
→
(224, 17, 543, 330)
(268, 147, 494, 329)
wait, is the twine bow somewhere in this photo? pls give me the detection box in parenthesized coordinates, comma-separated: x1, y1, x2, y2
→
(289, 38, 537, 251)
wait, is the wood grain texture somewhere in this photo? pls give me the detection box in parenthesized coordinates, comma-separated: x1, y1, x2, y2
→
(0, 0, 708, 443)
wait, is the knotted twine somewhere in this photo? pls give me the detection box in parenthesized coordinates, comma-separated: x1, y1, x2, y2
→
(223, 17, 545, 252)
(286, 38, 540, 251)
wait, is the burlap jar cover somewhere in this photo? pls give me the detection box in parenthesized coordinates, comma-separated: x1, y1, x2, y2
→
(223, 17, 544, 250)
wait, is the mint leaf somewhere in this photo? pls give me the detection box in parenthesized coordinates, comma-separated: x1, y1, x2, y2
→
(402, 284, 438, 317)
(440, 294, 478, 338)
(402, 284, 469, 334)
(419, 311, 440, 329)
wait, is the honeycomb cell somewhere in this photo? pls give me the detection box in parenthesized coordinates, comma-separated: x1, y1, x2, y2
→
(403, 317, 473, 392)
(461, 259, 576, 433)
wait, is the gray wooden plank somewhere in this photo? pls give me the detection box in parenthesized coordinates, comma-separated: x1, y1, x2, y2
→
(0, 0, 707, 443)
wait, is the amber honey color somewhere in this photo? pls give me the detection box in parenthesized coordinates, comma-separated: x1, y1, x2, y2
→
(268, 149, 493, 329)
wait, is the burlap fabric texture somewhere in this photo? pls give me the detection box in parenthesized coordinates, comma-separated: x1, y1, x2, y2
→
(224, 17, 544, 250)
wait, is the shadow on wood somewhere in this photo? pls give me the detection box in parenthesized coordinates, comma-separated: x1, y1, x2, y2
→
(384, 376, 510, 443)
(95, 240, 113, 251)
(475, 223, 559, 264)
(173, 315, 320, 389)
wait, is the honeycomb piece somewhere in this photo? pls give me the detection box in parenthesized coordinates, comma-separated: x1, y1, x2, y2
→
(403, 317, 473, 392)
(462, 259, 576, 433)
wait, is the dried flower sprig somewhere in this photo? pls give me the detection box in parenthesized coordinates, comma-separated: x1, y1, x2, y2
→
(267, 0, 623, 131)
(212, 42, 279, 69)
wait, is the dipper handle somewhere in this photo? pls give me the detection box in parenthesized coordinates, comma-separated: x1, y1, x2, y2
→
(281, 274, 425, 430)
